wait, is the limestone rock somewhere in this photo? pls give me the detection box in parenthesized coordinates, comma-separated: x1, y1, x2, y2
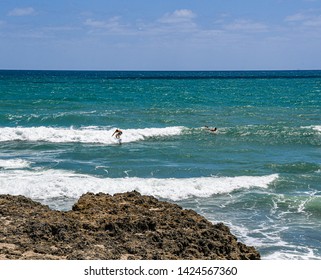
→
(0, 192, 260, 260)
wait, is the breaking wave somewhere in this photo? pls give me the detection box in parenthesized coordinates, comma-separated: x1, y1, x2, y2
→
(0, 126, 185, 145)
(0, 169, 279, 203)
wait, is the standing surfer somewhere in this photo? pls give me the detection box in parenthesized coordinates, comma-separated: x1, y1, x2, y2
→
(112, 129, 123, 139)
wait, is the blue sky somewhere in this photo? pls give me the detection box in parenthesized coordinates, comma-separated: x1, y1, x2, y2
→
(1, 0, 321, 70)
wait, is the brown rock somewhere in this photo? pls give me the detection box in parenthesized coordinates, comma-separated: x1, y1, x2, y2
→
(0, 191, 260, 260)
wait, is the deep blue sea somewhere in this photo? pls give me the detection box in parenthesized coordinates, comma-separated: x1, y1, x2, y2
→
(1, 70, 321, 259)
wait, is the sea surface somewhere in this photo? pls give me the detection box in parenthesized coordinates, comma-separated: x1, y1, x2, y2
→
(0, 70, 321, 259)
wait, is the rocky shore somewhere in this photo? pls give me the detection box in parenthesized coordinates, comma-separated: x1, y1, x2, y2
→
(0, 191, 260, 260)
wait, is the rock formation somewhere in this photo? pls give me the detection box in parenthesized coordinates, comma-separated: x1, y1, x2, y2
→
(0, 191, 260, 260)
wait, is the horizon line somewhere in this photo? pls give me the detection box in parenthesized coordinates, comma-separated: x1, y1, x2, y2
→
(1, 68, 321, 72)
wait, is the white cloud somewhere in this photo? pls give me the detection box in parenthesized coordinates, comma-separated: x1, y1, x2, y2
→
(8, 7, 36, 17)
(159, 9, 196, 24)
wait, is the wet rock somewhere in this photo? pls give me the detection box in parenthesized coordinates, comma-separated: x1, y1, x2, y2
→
(0, 191, 260, 260)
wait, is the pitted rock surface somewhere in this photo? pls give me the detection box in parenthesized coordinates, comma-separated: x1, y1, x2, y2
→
(0, 192, 260, 260)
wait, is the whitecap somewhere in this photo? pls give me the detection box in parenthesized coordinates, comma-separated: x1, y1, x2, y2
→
(0, 169, 279, 202)
(0, 126, 186, 145)
(0, 159, 31, 169)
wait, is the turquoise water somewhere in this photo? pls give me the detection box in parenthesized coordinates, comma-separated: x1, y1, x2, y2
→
(1, 70, 321, 259)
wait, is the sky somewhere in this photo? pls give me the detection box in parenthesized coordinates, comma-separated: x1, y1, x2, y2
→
(0, 0, 321, 70)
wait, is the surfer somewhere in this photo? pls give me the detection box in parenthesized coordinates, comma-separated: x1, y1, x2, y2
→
(112, 129, 123, 139)
(204, 126, 217, 133)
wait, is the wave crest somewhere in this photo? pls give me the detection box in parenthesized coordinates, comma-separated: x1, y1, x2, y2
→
(0, 169, 279, 202)
(0, 126, 185, 145)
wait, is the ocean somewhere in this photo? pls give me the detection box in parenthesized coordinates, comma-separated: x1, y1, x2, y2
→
(0, 70, 320, 260)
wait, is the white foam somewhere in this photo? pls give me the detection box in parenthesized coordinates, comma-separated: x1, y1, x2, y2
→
(0, 126, 185, 145)
(312, 125, 321, 133)
(301, 125, 321, 133)
(0, 159, 31, 169)
(0, 169, 279, 201)
(264, 247, 319, 260)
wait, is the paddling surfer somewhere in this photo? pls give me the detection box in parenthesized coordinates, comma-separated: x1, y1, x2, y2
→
(204, 126, 217, 133)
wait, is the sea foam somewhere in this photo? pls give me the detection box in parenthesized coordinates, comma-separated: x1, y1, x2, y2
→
(312, 125, 321, 133)
(0, 169, 278, 202)
(0, 126, 185, 145)
(0, 159, 32, 169)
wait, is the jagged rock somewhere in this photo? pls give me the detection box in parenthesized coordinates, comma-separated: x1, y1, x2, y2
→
(0, 191, 260, 260)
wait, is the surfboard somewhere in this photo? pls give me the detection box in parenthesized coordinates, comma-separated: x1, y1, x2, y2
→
(112, 136, 122, 145)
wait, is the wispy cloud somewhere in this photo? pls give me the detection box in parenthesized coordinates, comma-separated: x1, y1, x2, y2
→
(285, 10, 321, 27)
(84, 17, 116, 29)
(158, 9, 196, 24)
(224, 19, 268, 33)
(81, 8, 273, 47)
(285, 13, 307, 22)
(83, 9, 198, 37)
(84, 16, 131, 34)
(151, 9, 199, 36)
(303, 15, 321, 27)
(8, 7, 36, 17)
